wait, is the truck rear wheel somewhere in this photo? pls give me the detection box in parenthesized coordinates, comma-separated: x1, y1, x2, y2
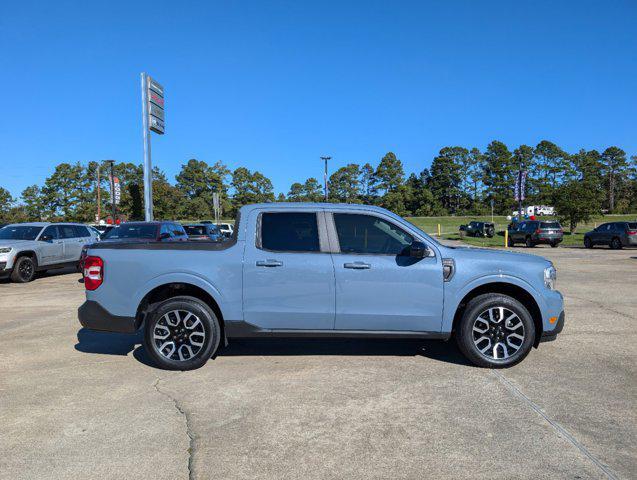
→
(455, 293, 535, 368)
(144, 296, 221, 370)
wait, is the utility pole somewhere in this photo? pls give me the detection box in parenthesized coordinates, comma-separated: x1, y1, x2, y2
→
(320, 156, 331, 201)
(105, 160, 116, 222)
(96, 164, 101, 223)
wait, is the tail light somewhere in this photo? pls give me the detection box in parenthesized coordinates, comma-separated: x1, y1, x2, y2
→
(628, 230, 637, 236)
(83, 256, 104, 290)
(535, 229, 541, 234)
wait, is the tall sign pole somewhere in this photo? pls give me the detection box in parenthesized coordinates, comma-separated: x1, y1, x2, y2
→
(141, 72, 165, 221)
(320, 156, 331, 201)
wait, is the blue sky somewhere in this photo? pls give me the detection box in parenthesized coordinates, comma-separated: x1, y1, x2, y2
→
(1, 0, 636, 198)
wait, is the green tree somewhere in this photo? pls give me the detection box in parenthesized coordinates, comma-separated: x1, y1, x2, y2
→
(459, 148, 483, 212)
(231, 167, 274, 215)
(600, 147, 629, 212)
(359, 163, 377, 203)
(429, 147, 465, 213)
(21, 185, 45, 221)
(404, 172, 435, 216)
(533, 141, 569, 201)
(0, 187, 15, 222)
(482, 141, 516, 214)
(329, 164, 361, 202)
(39, 162, 92, 221)
(176, 159, 230, 219)
(375, 152, 404, 194)
(375, 152, 407, 213)
(554, 149, 604, 232)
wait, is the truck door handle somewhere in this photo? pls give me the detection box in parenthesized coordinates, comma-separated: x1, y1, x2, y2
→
(344, 262, 371, 270)
(256, 259, 283, 267)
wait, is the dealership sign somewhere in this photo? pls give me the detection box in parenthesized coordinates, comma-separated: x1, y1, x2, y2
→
(109, 175, 121, 205)
(146, 76, 165, 134)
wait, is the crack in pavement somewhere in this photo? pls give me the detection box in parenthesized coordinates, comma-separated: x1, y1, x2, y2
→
(492, 371, 619, 480)
(153, 376, 196, 480)
(567, 295, 634, 321)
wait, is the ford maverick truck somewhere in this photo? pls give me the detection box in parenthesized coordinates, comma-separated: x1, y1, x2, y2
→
(78, 203, 564, 370)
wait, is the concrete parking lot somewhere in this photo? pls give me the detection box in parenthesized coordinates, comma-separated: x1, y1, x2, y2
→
(1, 246, 635, 480)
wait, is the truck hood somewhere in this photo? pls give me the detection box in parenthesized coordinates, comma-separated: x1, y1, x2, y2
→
(445, 245, 552, 268)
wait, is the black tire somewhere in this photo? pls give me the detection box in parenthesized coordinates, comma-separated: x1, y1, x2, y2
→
(525, 236, 535, 248)
(10, 255, 36, 283)
(584, 237, 593, 249)
(610, 237, 623, 250)
(507, 236, 514, 247)
(550, 242, 558, 248)
(143, 295, 221, 371)
(455, 293, 535, 368)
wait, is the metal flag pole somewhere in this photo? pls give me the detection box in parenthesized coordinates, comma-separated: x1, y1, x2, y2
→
(320, 156, 331, 201)
(141, 72, 153, 221)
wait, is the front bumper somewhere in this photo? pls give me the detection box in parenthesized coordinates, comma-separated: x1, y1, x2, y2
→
(0, 262, 11, 279)
(78, 300, 140, 333)
(540, 311, 565, 342)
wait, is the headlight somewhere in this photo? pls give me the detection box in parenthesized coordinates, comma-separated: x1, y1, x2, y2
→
(544, 265, 557, 290)
(0, 247, 12, 254)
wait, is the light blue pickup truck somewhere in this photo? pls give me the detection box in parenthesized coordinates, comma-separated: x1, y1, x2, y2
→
(78, 203, 564, 370)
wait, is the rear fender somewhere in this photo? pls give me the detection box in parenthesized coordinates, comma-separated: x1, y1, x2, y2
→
(135, 272, 225, 314)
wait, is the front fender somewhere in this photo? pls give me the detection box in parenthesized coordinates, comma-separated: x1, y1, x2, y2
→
(442, 273, 547, 333)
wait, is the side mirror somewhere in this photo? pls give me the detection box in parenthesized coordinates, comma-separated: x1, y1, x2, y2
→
(159, 232, 171, 240)
(40, 234, 52, 242)
(409, 241, 429, 259)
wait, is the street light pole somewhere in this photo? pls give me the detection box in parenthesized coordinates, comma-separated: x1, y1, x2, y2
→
(96, 164, 101, 223)
(320, 156, 331, 201)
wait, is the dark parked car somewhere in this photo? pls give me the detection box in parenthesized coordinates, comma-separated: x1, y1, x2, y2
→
(584, 221, 637, 249)
(508, 220, 563, 248)
(81, 222, 188, 267)
(459, 221, 495, 238)
(184, 224, 224, 242)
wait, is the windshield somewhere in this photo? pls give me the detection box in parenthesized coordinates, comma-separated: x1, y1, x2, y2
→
(540, 222, 561, 229)
(0, 226, 43, 241)
(102, 224, 158, 239)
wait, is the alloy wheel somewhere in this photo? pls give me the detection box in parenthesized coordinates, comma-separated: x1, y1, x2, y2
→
(19, 259, 34, 281)
(472, 307, 525, 360)
(152, 310, 206, 361)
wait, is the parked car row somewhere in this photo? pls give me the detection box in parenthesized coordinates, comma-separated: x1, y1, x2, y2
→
(1, 220, 234, 283)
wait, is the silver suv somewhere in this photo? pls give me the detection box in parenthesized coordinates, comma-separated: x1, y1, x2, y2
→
(0, 222, 100, 283)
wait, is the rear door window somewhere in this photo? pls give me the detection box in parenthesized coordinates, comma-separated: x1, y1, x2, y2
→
(74, 225, 90, 238)
(260, 212, 320, 252)
(59, 225, 78, 239)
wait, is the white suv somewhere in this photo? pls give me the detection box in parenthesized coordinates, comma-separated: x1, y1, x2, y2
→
(0, 222, 99, 283)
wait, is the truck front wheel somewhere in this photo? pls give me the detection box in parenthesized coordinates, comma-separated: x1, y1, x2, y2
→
(144, 296, 221, 370)
(455, 293, 535, 368)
